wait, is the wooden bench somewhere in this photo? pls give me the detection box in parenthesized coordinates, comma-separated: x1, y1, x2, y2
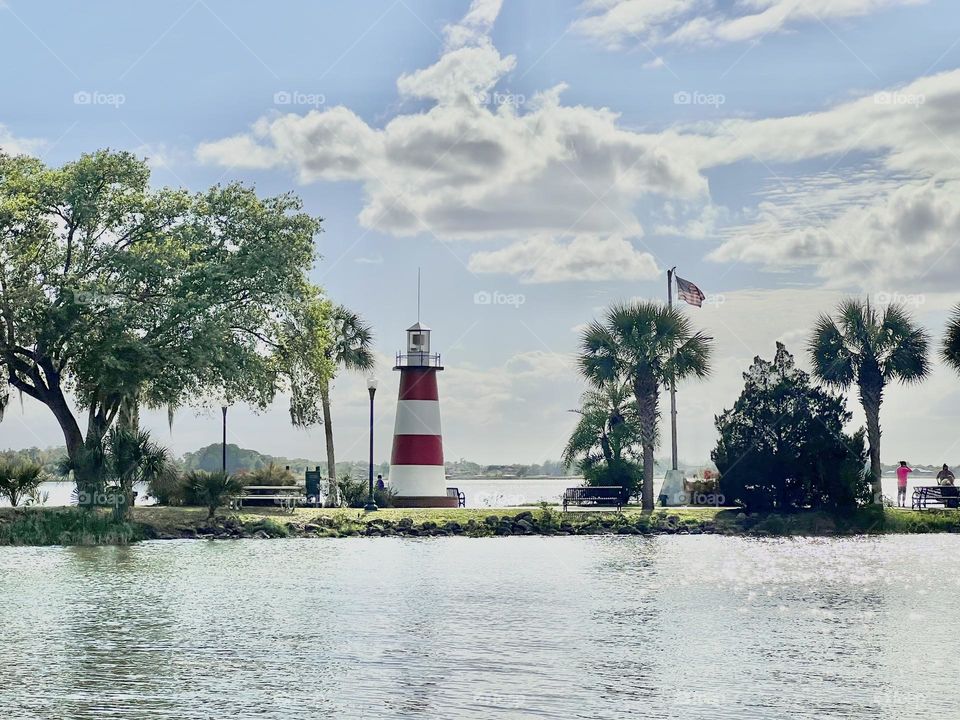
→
(912, 485, 960, 509)
(446, 487, 466, 507)
(230, 485, 304, 513)
(562, 486, 627, 512)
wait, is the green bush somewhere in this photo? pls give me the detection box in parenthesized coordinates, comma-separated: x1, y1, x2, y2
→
(714, 343, 869, 513)
(239, 462, 297, 487)
(0, 508, 143, 546)
(183, 471, 247, 518)
(0, 458, 47, 507)
(337, 473, 395, 508)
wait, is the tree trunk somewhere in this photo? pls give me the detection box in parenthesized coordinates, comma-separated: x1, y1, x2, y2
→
(47, 387, 85, 466)
(642, 441, 655, 511)
(320, 382, 340, 507)
(633, 376, 659, 511)
(860, 382, 884, 504)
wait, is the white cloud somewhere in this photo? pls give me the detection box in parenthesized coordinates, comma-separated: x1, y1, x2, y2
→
(0, 125, 44, 156)
(195, 0, 960, 291)
(468, 234, 659, 283)
(687, 70, 960, 288)
(197, 0, 705, 283)
(574, 0, 927, 48)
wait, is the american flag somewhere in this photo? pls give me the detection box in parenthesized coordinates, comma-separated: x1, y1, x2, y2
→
(675, 275, 705, 308)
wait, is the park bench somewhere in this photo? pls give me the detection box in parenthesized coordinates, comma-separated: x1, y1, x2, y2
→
(230, 485, 303, 513)
(562, 486, 627, 512)
(447, 487, 466, 507)
(912, 485, 960, 509)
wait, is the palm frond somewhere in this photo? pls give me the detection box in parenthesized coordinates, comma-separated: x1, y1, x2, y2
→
(808, 313, 855, 388)
(942, 305, 960, 373)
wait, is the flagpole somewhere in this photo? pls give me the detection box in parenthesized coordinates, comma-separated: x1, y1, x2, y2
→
(667, 267, 678, 472)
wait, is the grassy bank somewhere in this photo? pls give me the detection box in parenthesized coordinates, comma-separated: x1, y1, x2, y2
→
(1, 505, 959, 546)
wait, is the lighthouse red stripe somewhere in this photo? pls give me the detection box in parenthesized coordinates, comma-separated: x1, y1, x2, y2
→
(391, 434, 444, 465)
(398, 369, 439, 401)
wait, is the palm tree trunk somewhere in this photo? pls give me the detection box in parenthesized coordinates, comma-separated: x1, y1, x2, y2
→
(634, 376, 659, 511)
(860, 384, 884, 504)
(642, 441, 655, 511)
(320, 382, 340, 507)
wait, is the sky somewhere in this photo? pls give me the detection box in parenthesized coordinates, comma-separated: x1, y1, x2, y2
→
(3, 0, 960, 467)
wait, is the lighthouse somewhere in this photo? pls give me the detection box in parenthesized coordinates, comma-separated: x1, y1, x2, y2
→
(389, 321, 455, 507)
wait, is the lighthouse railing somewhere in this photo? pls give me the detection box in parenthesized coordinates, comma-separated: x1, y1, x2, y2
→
(395, 351, 443, 367)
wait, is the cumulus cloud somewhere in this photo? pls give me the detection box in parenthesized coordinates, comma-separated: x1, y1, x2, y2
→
(574, 0, 927, 48)
(468, 234, 659, 283)
(196, 0, 960, 290)
(0, 125, 44, 156)
(690, 70, 960, 288)
(197, 0, 705, 283)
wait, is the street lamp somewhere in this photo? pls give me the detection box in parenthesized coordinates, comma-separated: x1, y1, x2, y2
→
(365, 377, 379, 512)
(220, 403, 228, 475)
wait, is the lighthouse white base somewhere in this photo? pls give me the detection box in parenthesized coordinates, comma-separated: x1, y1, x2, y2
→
(388, 464, 448, 497)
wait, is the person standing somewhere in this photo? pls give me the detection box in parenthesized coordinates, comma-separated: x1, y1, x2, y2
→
(896, 461, 913, 508)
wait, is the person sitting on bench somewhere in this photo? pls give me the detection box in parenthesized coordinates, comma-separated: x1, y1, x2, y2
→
(937, 464, 956, 486)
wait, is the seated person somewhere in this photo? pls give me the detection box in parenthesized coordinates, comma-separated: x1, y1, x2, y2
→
(937, 464, 956, 486)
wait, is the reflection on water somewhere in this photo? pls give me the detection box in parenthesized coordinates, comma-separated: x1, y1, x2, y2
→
(1, 536, 959, 719)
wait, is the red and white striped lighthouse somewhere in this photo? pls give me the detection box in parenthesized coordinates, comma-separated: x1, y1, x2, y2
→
(389, 321, 455, 507)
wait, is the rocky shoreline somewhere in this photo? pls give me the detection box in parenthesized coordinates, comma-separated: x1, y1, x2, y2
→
(4, 505, 958, 546)
(145, 509, 787, 540)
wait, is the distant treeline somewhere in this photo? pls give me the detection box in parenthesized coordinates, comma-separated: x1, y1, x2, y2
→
(1, 444, 579, 480)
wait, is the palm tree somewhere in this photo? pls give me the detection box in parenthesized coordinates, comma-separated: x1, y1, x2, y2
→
(103, 427, 173, 520)
(185, 470, 247, 519)
(809, 298, 929, 504)
(579, 301, 713, 510)
(59, 427, 173, 520)
(0, 458, 46, 507)
(321, 305, 375, 507)
(563, 383, 643, 498)
(941, 305, 960, 371)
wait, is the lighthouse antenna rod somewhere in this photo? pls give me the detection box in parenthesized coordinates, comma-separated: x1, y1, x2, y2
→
(417, 267, 421, 323)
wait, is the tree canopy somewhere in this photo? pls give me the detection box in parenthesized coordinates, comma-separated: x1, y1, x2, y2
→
(714, 343, 869, 513)
(0, 150, 334, 477)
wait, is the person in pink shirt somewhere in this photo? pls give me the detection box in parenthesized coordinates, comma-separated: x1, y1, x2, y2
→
(896, 461, 912, 507)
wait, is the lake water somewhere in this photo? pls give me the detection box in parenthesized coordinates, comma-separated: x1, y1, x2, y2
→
(2, 472, 936, 508)
(1, 535, 958, 719)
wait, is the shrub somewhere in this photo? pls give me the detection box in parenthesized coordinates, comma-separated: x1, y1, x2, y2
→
(713, 343, 869, 513)
(0, 458, 47, 507)
(337, 473, 395, 508)
(242, 462, 297, 487)
(184, 471, 247, 518)
(0, 508, 143, 546)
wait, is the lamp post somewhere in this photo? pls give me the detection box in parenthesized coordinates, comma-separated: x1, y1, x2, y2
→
(220, 404, 228, 475)
(365, 377, 379, 512)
